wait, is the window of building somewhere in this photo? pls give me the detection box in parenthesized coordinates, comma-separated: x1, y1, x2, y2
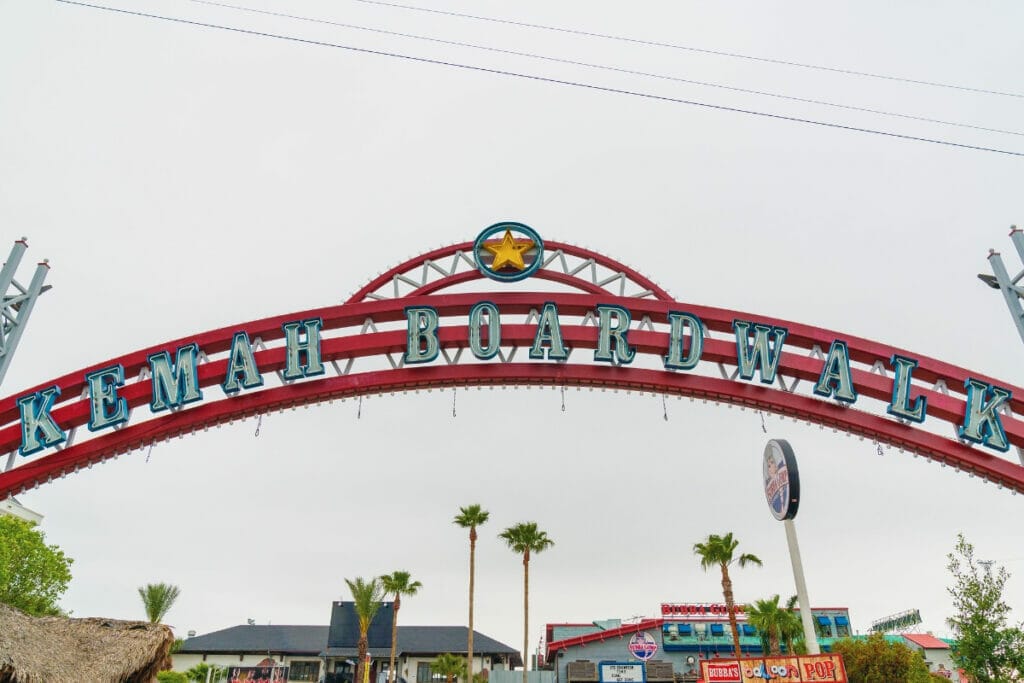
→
(816, 616, 833, 638)
(291, 661, 320, 682)
(417, 663, 447, 683)
(835, 616, 850, 637)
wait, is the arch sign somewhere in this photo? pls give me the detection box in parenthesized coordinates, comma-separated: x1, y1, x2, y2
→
(1, 222, 1023, 497)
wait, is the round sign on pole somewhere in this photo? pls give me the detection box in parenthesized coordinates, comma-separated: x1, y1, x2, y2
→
(627, 631, 658, 661)
(763, 439, 800, 521)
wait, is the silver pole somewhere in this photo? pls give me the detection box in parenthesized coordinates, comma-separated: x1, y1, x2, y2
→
(784, 519, 820, 655)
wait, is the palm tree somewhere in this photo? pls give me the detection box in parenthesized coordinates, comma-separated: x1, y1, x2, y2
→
(500, 522, 554, 683)
(693, 533, 762, 660)
(779, 595, 806, 655)
(431, 653, 467, 683)
(347, 576, 385, 683)
(746, 595, 784, 656)
(454, 504, 489, 682)
(137, 582, 180, 624)
(381, 571, 422, 683)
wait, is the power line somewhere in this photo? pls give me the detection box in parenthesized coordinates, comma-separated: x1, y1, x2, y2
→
(54, 0, 1024, 158)
(183, 0, 1024, 138)
(351, 0, 1024, 100)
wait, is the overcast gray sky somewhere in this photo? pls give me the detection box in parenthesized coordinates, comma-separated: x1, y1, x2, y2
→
(1, 0, 1023, 657)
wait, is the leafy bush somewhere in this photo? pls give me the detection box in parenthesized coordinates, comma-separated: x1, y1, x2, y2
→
(157, 672, 189, 683)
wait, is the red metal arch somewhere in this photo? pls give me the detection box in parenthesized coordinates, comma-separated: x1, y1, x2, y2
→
(1, 278, 1022, 499)
(346, 240, 673, 303)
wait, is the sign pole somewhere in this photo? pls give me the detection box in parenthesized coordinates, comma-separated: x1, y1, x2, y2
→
(784, 518, 820, 655)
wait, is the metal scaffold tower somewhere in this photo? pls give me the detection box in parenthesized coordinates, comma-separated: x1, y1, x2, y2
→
(0, 238, 49, 523)
(980, 226, 1024, 346)
(0, 238, 49, 386)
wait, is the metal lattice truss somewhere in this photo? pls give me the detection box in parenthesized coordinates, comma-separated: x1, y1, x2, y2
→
(347, 240, 672, 303)
(1, 241, 1022, 497)
(0, 239, 49, 387)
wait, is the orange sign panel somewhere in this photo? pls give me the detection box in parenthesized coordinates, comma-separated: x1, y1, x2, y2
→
(700, 654, 846, 683)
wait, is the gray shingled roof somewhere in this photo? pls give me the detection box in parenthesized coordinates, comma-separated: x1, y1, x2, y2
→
(398, 626, 518, 657)
(178, 625, 327, 654)
(180, 625, 521, 666)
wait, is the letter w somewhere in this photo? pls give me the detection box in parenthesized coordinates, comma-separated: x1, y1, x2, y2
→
(733, 320, 788, 384)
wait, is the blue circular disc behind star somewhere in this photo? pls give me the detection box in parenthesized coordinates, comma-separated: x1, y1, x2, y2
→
(474, 221, 544, 283)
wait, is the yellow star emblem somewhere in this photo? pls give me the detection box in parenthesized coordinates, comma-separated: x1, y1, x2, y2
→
(483, 229, 534, 271)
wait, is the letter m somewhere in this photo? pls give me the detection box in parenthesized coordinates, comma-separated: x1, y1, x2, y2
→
(148, 343, 203, 412)
(733, 320, 788, 384)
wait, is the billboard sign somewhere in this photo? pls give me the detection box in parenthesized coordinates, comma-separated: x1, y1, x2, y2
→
(660, 603, 746, 618)
(763, 439, 800, 521)
(598, 662, 645, 683)
(701, 661, 741, 682)
(700, 655, 847, 682)
(627, 631, 658, 661)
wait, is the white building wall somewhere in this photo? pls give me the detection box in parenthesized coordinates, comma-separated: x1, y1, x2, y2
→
(172, 652, 323, 676)
(400, 655, 494, 683)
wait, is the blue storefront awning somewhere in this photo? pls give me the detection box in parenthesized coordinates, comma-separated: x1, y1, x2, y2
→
(835, 616, 849, 626)
(678, 624, 692, 634)
(742, 624, 756, 636)
(816, 616, 831, 626)
(710, 624, 724, 636)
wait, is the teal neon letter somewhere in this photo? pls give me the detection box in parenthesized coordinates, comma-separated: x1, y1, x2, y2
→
(222, 332, 264, 393)
(733, 320, 788, 384)
(404, 307, 439, 364)
(664, 312, 704, 370)
(959, 379, 1012, 452)
(149, 343, 203, 412)
(594, 305, 636, 364)
(86, 365, 130, 431)
(468, 302, 501, 360)
(529, 303, 569, 360)
(283, 318, 325, 380)
(813, 340, 858, 403)
(886, 355, 927, 423)
(17, 386, 66, 455)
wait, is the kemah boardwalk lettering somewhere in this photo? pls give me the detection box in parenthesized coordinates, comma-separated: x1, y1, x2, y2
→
(1, 222, 1023, 497)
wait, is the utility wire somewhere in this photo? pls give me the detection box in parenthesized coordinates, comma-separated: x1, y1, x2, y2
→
(352, 0, 1024, 100)
(55, 0, 1024, 158)
(184, 0, 1024, 138)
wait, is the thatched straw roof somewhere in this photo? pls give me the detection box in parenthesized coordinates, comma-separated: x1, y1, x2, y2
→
(0, 603, 173, 683)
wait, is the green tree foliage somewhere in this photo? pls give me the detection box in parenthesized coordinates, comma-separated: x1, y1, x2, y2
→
(431, 653, 467, 683)
(500, 522, 554, 683)
(779, 595, 807, 656)
(138, 582, 181, 623)
(0, 515, 73, 616)
(454, 504, 489, 683)
(156, 672, 189, 683)
(746, 595, 785, 655)
(347, 576, 385, 683)
(381, 571, 422, 683)
(185, 662, 227, 682)
(946, 533, 1024, 682)
(830, 634, 938, 683)
(693, 532, 762, 660)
